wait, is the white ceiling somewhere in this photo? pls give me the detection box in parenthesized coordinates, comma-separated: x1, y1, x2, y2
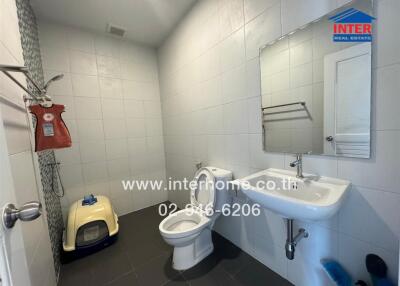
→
(30, 0, 197, 47)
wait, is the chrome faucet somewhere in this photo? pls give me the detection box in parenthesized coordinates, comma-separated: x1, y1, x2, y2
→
(290, 154, 303, 178)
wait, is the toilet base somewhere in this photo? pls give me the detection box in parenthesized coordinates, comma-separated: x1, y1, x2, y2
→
(172, 227, 213, 270)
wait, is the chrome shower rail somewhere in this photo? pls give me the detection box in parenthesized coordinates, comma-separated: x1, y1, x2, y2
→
(0, 64, 50, 101)
(262, 101, 306, 110)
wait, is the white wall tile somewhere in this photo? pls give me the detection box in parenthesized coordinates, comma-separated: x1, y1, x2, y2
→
(199, 47, 221, 82)
(85, 181, 110, 197)
(71, 74, 100, 98)
(374, 0, 400, 68)
(290, 62, 312, 88)
(224, 134, 250, 165)
(222, 65, 247, 103)
(41, 46, 70, 72)
(143, 100, 162, 118)
(59, 163, 84, 189)
(79, 140, 106, 163)
(219, 0, 244, 39)
(129, 154, 149, 176)
(69, 50, 97, 75)
(9, 151, 40, 205)
(102, 99, 125, 119)
(103, 119, 127, 139)
(122, 80, 157, 100)
(145, 117, 163, 137)
(107, 158, 130, 180)
(124, 99, 145, 118)
(99, 77, 122, 99)
(244, 4, 281, 60)
(67, 29, 95, 53)
(97, 55, 121, 78)
(128, 137, 147, 156)
(281, 0, 336, 35)
(74, 97, 102, 119)
(223, 100, 249, 134)
(1, 103, 31, 154)
(82, 161, 108, 184)
(94, 35, 121, 57)
(339, 185, 400, 252)
(375, 64, 400, 130)
(220, 28, 246, 73)
(126, 118, 146, 138)
(246, 58, 261, 98)
(105, 139, 128, 160)
(76, 119, 104, 140)
(247, 96, 262, 134)
(244, 0, 280, 23)
(338, 131, 400, 194)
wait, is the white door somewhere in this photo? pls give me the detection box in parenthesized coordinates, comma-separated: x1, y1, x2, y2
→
(0, 105, 40, 286)
(323, 42, 371, 158)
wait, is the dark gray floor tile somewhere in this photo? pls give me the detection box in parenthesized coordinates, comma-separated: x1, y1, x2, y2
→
(234, 259, 293, 286)
(58, 258, 93, 286)
(136, 253, 181, 286)
(125, 238, 170, 268)
(89, 242, 133, 285)
(181, 253, 220, 277)
(212, 233, 252, 275)
(106, 271, 141, 286)
(183, 258, 241, 286)
(162, 275, 189, 286)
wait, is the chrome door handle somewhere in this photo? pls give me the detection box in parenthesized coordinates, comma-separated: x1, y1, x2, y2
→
(325, 136, 334, 142)
(2, 201, 42, 229)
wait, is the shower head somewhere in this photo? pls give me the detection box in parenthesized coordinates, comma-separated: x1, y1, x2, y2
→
(43, 74, 64, 91)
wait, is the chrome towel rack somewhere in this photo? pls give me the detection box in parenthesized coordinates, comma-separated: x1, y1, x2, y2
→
(0, 64, 51, 101)
(262, 101, 312, 120)
(262, 101, 306, 110)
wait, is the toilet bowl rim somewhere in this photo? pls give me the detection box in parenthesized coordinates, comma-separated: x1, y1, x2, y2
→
(159, 208, 210, 238)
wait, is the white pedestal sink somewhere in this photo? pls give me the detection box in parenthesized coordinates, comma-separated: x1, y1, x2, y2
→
(236, 168, 351, 221)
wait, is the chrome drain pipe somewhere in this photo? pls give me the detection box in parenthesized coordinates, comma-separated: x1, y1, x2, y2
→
(285, 219, 308, 260)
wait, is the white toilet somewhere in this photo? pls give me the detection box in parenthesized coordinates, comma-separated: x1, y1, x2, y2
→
(159, 167, 232, 270)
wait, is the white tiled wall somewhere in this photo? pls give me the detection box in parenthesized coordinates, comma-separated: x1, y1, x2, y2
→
(0, 0, 56, 285)
(38, 21, 167, 218)
(158, 0, 400, 285)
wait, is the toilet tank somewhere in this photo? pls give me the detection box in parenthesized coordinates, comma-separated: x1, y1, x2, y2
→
(206, 167, 233, 212)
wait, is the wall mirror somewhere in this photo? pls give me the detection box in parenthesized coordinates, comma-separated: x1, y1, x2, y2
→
(259, 0, 373, 158)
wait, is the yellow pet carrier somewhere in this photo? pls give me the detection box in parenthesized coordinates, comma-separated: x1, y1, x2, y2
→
(62, 195, 119, 259)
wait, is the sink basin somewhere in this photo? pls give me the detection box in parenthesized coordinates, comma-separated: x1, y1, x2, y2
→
(236, 168, 350, 221)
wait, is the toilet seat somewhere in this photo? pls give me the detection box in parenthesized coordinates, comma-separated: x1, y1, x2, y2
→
(190, 168, 216, 212)
(159, 208, 210, 239)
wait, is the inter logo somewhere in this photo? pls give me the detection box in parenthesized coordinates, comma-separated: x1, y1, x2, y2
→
(329, 8, 375, 42)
